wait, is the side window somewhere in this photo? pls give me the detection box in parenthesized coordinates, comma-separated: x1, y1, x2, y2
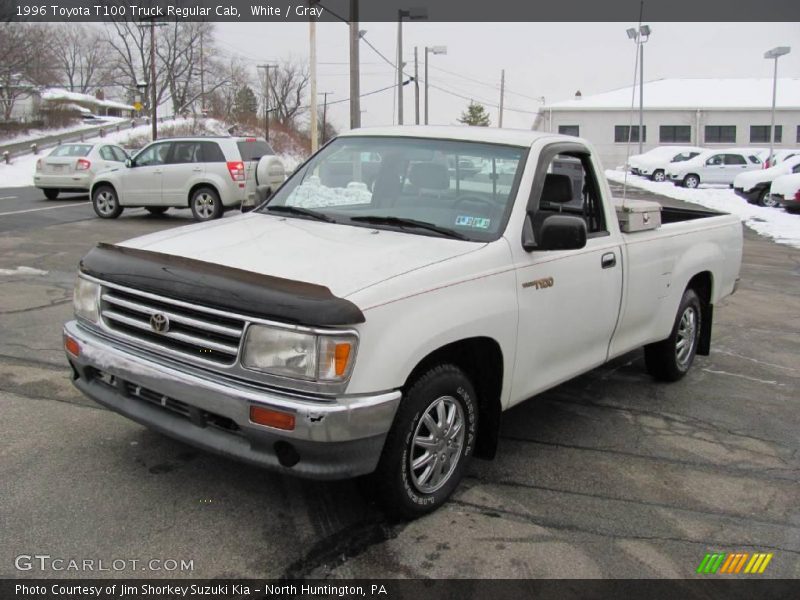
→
(135, 143, 170, 167)
(706, 154, 724, 166)
(99, 146, 116, 161)
(724, 154, 746, 166)
(111, 146, 128, 162)
(200, 142, 226, 163)
(792, 164, 800, 174)
(169, 142, 202, 164)
(539, 152, 606, 236)
(748, 155, 762, 164)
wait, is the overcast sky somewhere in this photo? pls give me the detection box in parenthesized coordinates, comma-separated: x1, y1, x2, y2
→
(214, 22, 800, 131)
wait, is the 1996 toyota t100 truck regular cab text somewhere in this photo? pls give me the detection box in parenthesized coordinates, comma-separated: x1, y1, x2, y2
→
(64, 127, 743, 518)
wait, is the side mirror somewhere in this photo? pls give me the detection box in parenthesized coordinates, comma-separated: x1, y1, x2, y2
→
(522, 213, 587, 252)
(125, 158, 133, 168)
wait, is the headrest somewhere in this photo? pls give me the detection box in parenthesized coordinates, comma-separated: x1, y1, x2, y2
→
(409, 162, 450, 190)
(542, 173, 573, 204)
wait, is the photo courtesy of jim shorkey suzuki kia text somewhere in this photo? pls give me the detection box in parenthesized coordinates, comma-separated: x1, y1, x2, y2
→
(1, 0, 799, 593)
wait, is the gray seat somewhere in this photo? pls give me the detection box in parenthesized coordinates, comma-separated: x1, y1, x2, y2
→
(408, 162, 450, 192)
(533, 173, 575, 233)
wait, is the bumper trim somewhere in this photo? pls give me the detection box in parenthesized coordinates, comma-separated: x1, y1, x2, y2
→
(64, 320, 401, 479)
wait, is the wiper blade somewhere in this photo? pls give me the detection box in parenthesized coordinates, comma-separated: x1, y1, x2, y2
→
(350, 215, 469, 240)
(262, 205, 336, 223)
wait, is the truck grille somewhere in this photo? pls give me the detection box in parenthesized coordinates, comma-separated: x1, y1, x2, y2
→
(99, 286, 245, 365)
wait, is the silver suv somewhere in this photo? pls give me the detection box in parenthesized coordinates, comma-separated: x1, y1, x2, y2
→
(89, 137, 284, 221)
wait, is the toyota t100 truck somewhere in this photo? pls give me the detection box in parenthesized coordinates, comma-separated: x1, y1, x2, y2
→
(64, 127, 742, 518)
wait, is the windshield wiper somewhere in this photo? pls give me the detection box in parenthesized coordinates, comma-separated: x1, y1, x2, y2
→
(349, 215, 469, 240)
(262, 205, 336, 223)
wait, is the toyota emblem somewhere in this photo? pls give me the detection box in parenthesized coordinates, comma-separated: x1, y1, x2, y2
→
(150, 313, 169, 333)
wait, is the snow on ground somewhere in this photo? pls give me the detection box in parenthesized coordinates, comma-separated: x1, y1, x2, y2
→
(606, 169, 800, 249)
(0, 117, 129, 146)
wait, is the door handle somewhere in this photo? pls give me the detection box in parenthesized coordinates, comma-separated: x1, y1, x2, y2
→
(601, 252, 616, 269)
(192, 167, 202, 172)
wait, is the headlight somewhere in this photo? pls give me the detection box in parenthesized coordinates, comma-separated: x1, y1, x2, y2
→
(73, 277, 100, 323)
(242, 325, 357, 382)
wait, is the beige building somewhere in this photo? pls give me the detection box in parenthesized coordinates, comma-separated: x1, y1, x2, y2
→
(534, 78, 800, 169)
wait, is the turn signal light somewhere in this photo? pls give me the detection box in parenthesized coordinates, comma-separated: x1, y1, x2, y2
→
(334, 343, 351, 377)
(249, 405, 296, 431)
(64, 335, 80, 357)
(226, 160, 245, 181)
(795, 190, 800, 201)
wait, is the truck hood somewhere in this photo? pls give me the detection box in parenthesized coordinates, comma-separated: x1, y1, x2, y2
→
(770, 173, 800, 196)
(118, 212, 483, 299)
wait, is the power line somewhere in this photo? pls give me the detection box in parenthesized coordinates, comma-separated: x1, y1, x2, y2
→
(427, 63, 544, 102)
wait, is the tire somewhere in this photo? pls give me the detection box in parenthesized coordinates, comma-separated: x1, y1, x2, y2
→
(682, 174, 700, 189)
(91, 185, 123, 219)
(43, 188, 59, 200)
(145, 206, 169, 215)
(644, 288, 702, 382)
(758, 189, 779, 208)
(372, 364, 478, 520)
(652, 170, 666, 182)
(189, 187, 222, 221)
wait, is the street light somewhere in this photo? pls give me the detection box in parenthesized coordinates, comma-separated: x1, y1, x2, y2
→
(424, 45, 447, 125)
(764, 46, 791, 167)
(626, 24, 651, 154)
(397, 6, 428, 125)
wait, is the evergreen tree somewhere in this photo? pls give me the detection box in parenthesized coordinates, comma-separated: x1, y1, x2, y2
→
(233, 85, 258, 120)
(457, 100, 491, 127)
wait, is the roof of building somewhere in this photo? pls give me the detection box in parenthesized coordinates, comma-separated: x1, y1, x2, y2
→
(339, 125, 561, 147)
(545, 78, 800, 111)
(40, 88, 135, 112)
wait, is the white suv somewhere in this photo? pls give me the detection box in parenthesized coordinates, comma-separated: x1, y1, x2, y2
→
(89, 137, 285, 221)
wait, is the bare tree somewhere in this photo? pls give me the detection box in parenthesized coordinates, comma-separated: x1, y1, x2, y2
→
(50, 23, 112, 94)
(259, 59, 309, 127)
(206, 58, 252, 121)
(0, 23, 57, 120)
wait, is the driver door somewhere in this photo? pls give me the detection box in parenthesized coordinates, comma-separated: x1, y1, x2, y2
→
(123, 142, 171, 205)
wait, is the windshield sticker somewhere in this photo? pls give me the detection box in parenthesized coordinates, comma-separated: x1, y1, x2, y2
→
(455, 215, 491, 229)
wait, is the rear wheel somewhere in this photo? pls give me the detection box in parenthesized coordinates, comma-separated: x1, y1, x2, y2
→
(644, 288, 702, 382)
(189, 187, 222, 221)
(43, 188, 59, 200)
(652, 170, 666, 182)
(372, 364, 478, 520)
(145, 206, 169, 216)
(682, 174, 700, 189)
(92, 185, 123, 219)
(758, 189, 779, 208)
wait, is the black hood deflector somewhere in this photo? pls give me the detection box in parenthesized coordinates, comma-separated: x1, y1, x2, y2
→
(80, 243, 365, 326)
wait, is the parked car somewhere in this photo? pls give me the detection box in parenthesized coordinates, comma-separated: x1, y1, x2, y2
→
(769, 173, 800, 213)
(762, 148, 800, 168)
(628, 146, 703, 180)
(65, 126, 742, 518)
(733, 155, 800, 207)
(667, 149, 762, 188)
(633, 147, 704, 182)
(89, 136, 285, 220)
(34, 143, 129, 200)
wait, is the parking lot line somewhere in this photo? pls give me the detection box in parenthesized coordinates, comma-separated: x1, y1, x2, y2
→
(0, 202, 90, 217)
(0, 196, 18, 200)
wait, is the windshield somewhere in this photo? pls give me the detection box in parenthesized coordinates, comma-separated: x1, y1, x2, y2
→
(237, 140, 274, 161)
(261, 136, 527, 242)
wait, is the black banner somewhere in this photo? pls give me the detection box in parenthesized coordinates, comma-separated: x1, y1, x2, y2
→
(3, 0, 799, 22)
(3, 579, 800, 600)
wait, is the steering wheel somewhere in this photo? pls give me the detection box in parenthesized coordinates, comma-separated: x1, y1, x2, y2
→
(453, 195, 495, 212)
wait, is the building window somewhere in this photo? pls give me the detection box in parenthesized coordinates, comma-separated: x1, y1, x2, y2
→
(704, 126, 736, 144)
(750, 125, 782, 143)
(797, 125, 800, 144)
(615, 125, 646, 143)
(659, 125, 691, 143)
(558, 125, 580, 137)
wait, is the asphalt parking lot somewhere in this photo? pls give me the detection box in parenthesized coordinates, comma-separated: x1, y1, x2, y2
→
(1, 184, 798, 579)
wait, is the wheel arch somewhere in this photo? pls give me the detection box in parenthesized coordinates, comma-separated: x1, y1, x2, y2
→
(187, 182, 221, 208)
(90, 179, 117, 198)
(403, 336, 504, 460)
(686, 270, 713, 356)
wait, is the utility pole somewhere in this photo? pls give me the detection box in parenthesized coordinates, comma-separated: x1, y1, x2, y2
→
(200, 30, 205, 116)
(414, 47, 420, 124)
(349, 0, 360, 129)
(498, 69, 505, 128)
(320, 92, 333, 145)
(396, 15, 403, 125)
(137, 19, 166, 141)
(256, 64, 274, 141)
(310, 17, 318, 152)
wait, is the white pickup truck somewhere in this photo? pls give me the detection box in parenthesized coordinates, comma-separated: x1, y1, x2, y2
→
(64, 127, 742, 518)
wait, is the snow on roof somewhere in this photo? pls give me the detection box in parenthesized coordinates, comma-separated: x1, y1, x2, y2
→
(546, 78, 800, 110)
(40, 88, 134, 111)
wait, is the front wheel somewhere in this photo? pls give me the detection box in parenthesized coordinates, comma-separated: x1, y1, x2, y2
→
(652, 170, 666, 182)
(644, 288, 702, 382)
(682, 174, 700, 189)
(372, 364, 478, 520)
(758, 189, 779, 208)
(92, 186, 123, 219)
(190, 187, 222, 221)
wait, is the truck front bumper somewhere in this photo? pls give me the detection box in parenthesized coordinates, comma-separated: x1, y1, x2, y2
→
(63, 320, 401, 480)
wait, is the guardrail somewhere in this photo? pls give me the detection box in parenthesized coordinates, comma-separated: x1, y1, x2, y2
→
(0, 116, 171, 160)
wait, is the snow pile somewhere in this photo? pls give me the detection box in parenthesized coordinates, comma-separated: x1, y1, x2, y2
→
(41, 88, 134, 111)
(285, 176, 371, 207)
(606, 169, 800, 249)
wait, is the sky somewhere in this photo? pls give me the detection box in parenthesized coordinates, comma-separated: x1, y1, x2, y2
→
(213, 22, 800, 132)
